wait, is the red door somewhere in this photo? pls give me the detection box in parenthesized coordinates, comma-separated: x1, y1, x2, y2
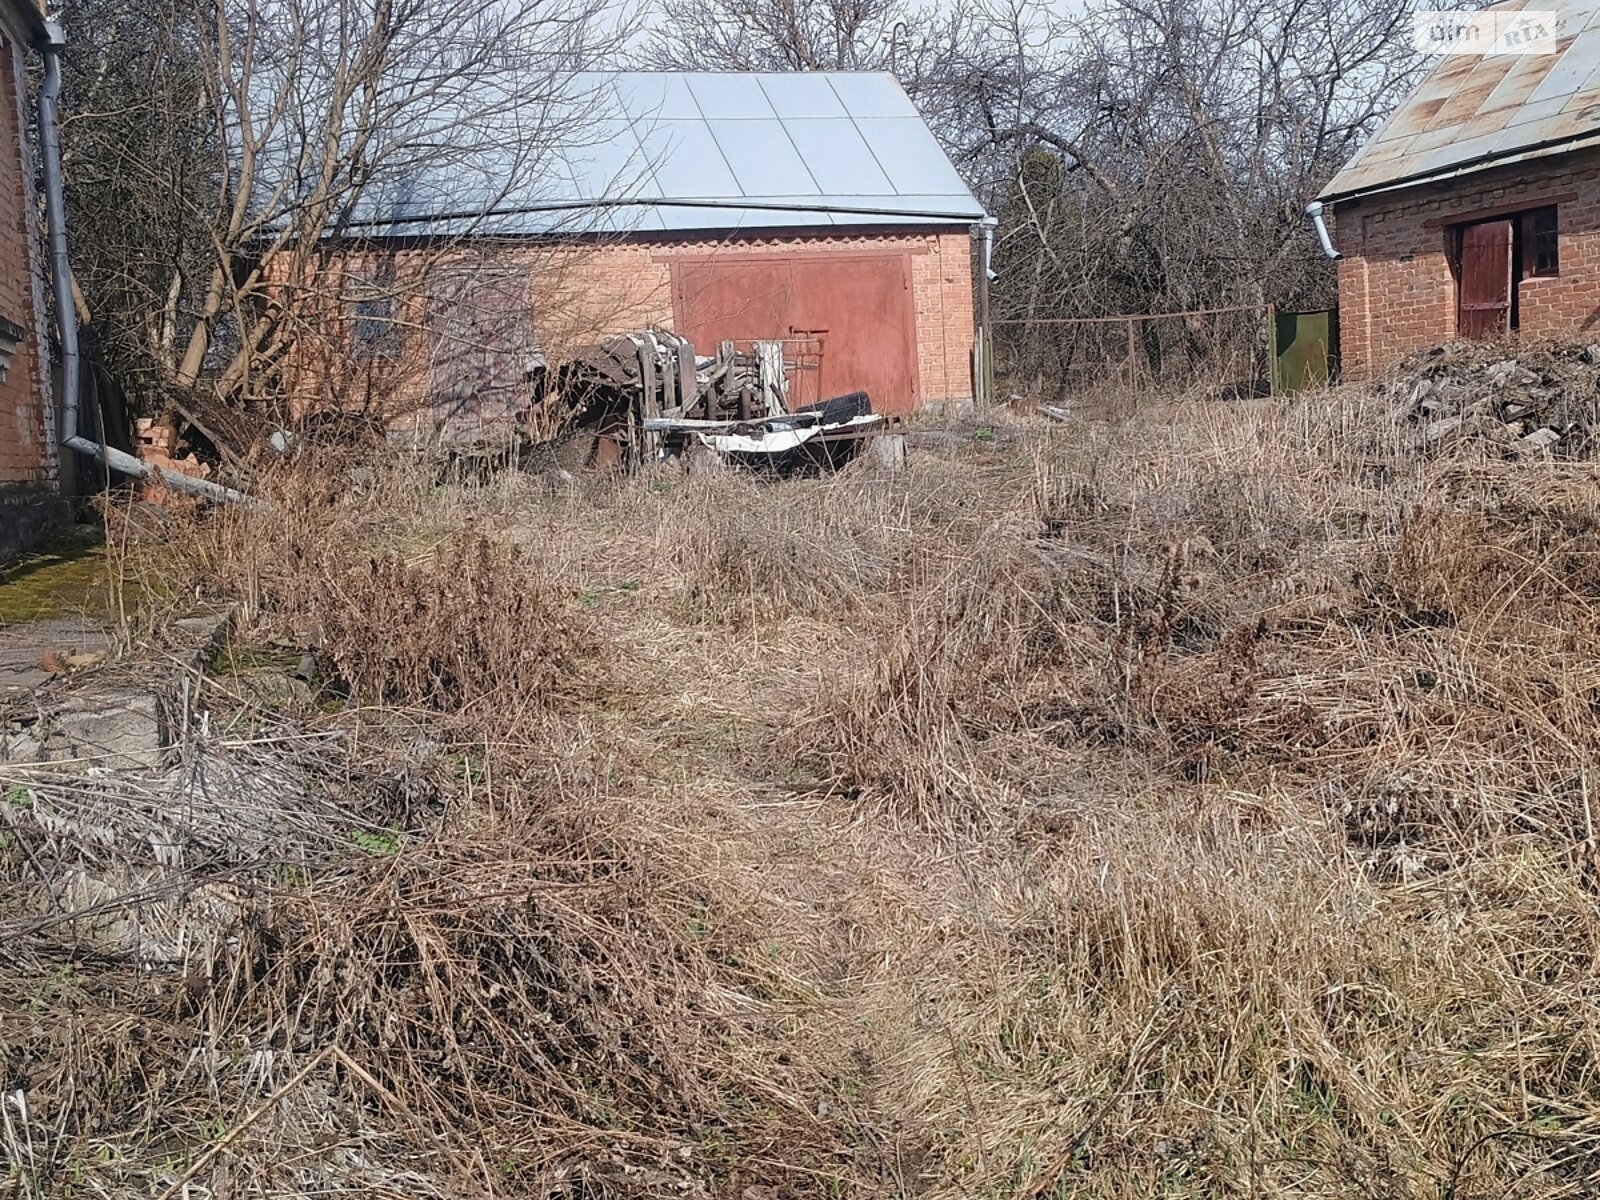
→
(1458, 220, 1513, 338)
(788, 257, 917, 412)
(671, 253, 919, 414)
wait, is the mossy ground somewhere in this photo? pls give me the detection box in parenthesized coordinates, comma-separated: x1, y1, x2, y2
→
(0, 532, 109, 623)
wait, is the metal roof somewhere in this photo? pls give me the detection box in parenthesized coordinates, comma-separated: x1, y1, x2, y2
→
(353, 71, 985, 237)
(1320, 0, 1600, 203)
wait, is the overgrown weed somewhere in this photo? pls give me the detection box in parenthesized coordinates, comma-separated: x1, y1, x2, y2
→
(13, 357, 1600, 1198)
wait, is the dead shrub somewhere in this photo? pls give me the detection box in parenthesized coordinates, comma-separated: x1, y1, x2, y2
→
(313, 529, 598, 723)
(1, 773, 853, 1198)
(799, 527, 1078, 831)
(927, 793, 1600, 1198)
(813, 616, 991, 831)
(663, 471, 906, 624)
(660, 456, 1025, 626)
(107, 453, 601, 737)
(799, 372, 1600, 857)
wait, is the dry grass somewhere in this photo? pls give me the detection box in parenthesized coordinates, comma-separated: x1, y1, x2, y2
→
(9, 351, 1600, 1198)
(105, 453, 601, 739)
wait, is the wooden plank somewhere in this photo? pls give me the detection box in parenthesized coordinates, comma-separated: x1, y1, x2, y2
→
(675, 338, 697, 416)
(754, 340, 788, 417)
(636, 337, 660, 464)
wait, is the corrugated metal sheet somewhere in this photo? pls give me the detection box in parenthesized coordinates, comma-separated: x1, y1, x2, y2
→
(354, 72, 984, 236)
(1320, 0, 1600, 202)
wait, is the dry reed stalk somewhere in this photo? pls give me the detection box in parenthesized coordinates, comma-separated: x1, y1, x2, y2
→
(14, 349, 1600, 1198)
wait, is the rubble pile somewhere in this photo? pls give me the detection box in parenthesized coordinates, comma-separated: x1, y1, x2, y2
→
(1384, 340, 1600, 456)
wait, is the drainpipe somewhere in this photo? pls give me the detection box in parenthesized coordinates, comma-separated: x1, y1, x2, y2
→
(976, 215, 997, 404)
(37, 21, 252, 505)
(1306, 200, 1341, 260)
(977, 216, 997, 321)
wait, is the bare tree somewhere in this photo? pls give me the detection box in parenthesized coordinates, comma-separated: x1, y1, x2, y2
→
(925, 0, 1424, 393)
(60, 0, 627, 422)
(57, 1, 212, 414)
(646, 0, 910, 71)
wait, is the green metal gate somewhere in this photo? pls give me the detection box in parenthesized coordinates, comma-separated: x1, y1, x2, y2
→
(1271, 308, 1339, 394)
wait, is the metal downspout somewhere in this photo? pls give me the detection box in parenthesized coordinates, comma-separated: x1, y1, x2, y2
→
(37, 22, 252, 505)
(976, 215, 997, 404)
(1306, 201, 1341, 260)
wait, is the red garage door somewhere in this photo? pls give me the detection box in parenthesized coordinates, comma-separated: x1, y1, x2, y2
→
(670, 253, 919, 414)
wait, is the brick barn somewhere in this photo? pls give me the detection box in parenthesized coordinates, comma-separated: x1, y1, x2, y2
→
(292, 72, 985, 440)
(0, 0, 65, 556)
(1316, 3, 1600, 380)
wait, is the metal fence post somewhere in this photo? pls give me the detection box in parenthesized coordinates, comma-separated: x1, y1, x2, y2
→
(1266, 303, 1278, 396)
(1126, 317, 1137, 393)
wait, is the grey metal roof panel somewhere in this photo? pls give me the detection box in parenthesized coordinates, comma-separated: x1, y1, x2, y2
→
(1528, 29, 1600, 102)
(612, 73, 701, 120)
(1321, 0, 1600, 202)
(824, 73, 920, 118)
(1499, 91, 1576, 132)
(707, 117, 823, 196)
(1415, 130, 1506, 172)
(1481, 52, 1559, 112)
(856, 117, 976, 196)
(757, 74, 849, 118)
(684, 73, 777, 119)
(781, 118, 896, 194)
(643, 119, 743, 198)
(562, 119, 661, 201)
(346, 70, 981, 235)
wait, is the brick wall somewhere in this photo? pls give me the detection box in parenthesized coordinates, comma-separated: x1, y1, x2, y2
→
(281, 227, 976, 431)
(913, 231, 976, 404)
(550, 229, 975, 405)
(1331, 147, 1600, 379)
(0, 28, 50, 489)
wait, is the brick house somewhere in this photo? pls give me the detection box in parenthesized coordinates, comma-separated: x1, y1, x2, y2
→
(291, 72, 984, 439)
(1317, 3, 1600, 380)
(0, 0, 63, 555)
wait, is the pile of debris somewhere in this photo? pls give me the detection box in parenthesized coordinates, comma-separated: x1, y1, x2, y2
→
(1386, 340, 1600, 456)
(134, 327, 888, 485)
(547, 330, 885, 472)
(539, 330, 699, 468)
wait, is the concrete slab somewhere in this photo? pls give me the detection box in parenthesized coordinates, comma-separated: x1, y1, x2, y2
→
(45, 690, 163, 770)
(2, 687, 163, 771)
(0, 620, 109, 694)
(0, 616, 110, 696)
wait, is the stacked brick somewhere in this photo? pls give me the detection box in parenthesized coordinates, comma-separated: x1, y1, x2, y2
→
(133, 418, 211, 501)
